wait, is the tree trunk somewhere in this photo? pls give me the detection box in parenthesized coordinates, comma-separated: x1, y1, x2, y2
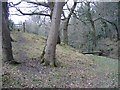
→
(41, 1, 64, 66)
(118, 1, 120, 61)
(2, 2, 20, 64)
(62, 2, 77, 45)
(0, 2, 2, 88)
(117, 2, 120, 40)
(91, 20, 96, 50)
(87, 2, 96, 51)
(63, 19, 69, 45)
(2, 2, 14, 62)
(57, 31, 61, 44)
(49, 3, 61, 45)
(23, 22, 25, 32)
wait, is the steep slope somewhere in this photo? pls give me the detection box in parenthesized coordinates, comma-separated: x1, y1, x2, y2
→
(2, 31, 118, 88)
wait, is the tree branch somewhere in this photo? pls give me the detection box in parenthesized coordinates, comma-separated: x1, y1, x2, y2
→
(73, 13, 87, 25)
(94, 17, 119, 40)
(10, 14, 25, 16)
(9, 0, 22, 7)
(68, 2, 77, 19)
(16, 8, 51, 16)
(25, 1, 49, 7)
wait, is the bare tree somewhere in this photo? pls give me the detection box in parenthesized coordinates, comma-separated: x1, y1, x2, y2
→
(10, 0, 61, 44)
(41, 1, 65, 67)
(2, 2, 19, 64)
(2, 2, 14, 62)
(86, 2, 96, 51)
(62, 1, 77, 45)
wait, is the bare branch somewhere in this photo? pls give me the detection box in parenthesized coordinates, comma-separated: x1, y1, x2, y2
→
(10, 14, 25, 16)
(73, 13, 87, 25)
(94, 17, 119, 40)
(62, 11, 66, 19)
(9, 0, 22, 7)
(25, 1, 49, 7)
(16, 8, 51, 16)
(67, 2, 77, 19)
(10, 6, 38, 8)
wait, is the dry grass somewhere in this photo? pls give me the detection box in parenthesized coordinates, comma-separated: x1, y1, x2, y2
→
(2, 31, 118, 88)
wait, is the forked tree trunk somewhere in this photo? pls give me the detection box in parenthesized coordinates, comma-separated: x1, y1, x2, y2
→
(63, 2, 77, 45)
(41, 1, 64, 66)
(2, 2, 14, 62)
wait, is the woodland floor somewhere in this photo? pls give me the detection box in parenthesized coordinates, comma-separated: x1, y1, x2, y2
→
(2, 31, 118, 88)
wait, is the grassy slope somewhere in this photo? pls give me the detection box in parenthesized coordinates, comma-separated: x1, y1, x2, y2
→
(2, 31, 118, 88)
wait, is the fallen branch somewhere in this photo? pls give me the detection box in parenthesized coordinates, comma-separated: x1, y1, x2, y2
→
(82, 51, 103, 56)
